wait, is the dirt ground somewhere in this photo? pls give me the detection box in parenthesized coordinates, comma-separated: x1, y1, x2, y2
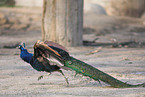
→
(0, 7, 145, 97)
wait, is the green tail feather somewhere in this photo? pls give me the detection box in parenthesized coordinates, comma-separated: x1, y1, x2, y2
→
(64, 56, 145, 88)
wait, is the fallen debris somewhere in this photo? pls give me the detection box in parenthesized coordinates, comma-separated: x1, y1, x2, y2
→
(3, 42, 20, 48)
(86, 47, 102, 55)
(83, 41, 145, 48)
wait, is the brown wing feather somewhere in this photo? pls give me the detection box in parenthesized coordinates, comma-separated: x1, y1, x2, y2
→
(33, 40, 71, 69)
(33, 40, 64, 65)
(38, 42, 61, 57)
(44, 41, 68, 52)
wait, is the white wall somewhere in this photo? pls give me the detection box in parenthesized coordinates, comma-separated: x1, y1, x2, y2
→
(85, 0, 110, 7)
(15, 0, 43, 7)
(14, 0, 110, 7)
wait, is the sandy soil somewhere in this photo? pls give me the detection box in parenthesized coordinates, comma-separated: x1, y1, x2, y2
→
(0, 7, 145, 97)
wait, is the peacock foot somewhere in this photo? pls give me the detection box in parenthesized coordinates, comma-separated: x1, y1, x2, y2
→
(38, 75, 43, 81)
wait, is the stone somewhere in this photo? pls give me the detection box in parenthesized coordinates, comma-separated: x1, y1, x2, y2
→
(0, 13, 7, 24)
(8, 17, 20, 24)
(0, 24, 11, 29)
(0, 19, 7, 24)
(10, 23, 28, 30)
(0, 13, 5, 19)
(84, 3, 107, 15)
(141, 11, 145, 20)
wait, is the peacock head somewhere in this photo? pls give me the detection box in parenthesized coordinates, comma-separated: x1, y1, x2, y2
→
(18, 42, 26, 50)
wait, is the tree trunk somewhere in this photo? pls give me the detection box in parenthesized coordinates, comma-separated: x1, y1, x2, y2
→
(42, 0, 83, 46)
(108, 0, 145, 17)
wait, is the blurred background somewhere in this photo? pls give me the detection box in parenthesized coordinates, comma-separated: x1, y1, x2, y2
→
(0, 0, 145, 47)
(0, 1, 145, 96)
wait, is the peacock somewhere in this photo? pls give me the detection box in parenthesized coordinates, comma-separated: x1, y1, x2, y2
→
(18, 40, 145, 88)
(18, 41, 69, 84)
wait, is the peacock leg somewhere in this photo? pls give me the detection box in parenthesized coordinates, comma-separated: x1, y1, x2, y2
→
(97, 79, 102, 86)
(38, 75, 43, 80)
(38, 72, 51, 81)
(57, 70, 69, 85)
(74, 72, 78, 78)
(74, 72, 84, 79)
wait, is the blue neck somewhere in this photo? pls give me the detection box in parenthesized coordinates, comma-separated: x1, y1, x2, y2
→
(20, 47, 33, 63)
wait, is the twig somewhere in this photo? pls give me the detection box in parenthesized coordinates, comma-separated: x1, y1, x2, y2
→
(86, 47, 102, 55)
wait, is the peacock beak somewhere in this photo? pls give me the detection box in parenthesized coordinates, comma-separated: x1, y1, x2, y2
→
(16, 42, 25, 49)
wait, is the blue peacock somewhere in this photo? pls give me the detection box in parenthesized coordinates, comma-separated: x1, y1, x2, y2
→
(18, 40, 69, 84)
(18, 40, 145, 88)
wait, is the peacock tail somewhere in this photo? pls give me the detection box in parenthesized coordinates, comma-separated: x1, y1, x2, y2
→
(64, 56, 145, 88)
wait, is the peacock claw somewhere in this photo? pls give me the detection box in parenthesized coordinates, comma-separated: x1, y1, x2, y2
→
(57, 70, 69, 85)
(74, 72, 78, 78)
(97, 79, 102, 86)
(38, 75, 43, 81)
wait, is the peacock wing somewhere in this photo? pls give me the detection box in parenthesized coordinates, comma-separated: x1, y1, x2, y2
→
(44, 41, 68, 52)
(33, 40, 70, 67)
(44, 41, 70, 59)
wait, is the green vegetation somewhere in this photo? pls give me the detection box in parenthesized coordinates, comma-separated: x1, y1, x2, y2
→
(0, 0, 15, 7)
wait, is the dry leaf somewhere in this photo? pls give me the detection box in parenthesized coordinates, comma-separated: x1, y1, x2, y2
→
(86, 47, 102, 55)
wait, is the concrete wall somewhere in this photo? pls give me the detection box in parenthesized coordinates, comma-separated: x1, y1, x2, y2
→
(85, 0, 110, 7)
(15, 0, 43, 7)
(14, 0, 110, 7)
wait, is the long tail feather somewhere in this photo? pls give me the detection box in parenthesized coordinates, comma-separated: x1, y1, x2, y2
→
(64, 57, 145, 88)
